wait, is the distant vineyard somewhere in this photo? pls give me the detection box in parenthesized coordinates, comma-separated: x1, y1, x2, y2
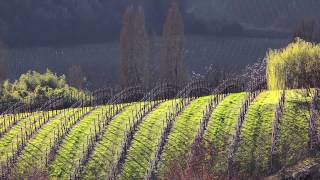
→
(0, 79, 318, 179)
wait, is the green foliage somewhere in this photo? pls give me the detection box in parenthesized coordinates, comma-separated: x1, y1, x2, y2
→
(1, 69, 83, 104)
(267, 39, 320, 90)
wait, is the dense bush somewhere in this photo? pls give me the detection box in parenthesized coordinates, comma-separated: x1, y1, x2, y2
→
(0, 69, 84, 110)
(267, 39, 320, 90)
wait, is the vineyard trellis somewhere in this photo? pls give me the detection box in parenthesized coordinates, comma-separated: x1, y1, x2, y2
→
(0, 77, 254, 116)
(269, 90, 286, 173)
(72, 83, 181, 179)
(176, 80, 211, 98)
(144, 97, 192, 179)
(0, 73, 275, 179)
(39, 95, 65, 111)
(144, 78, 248, 179)
(192, 94, 227, 149)
(48, 85, 142, 179)
(227, 90, 262, 179)
(309, 89, 320, 153)
(107, 86, 145, 104)
(108, 81, 206, 179)
(91, 87, 116, 106)
(107, 100, 161, 179)
(143, 81, 211, 179)
(141, 83, 178, 101)
(0, 109, 65, 178)
(0, 87, 124, 178)
(66, 105, 126, 179)
(247, 76, 267, 92)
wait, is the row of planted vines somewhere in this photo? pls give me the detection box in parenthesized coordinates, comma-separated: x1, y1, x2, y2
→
(0, 89, 318, 179)
(120, 100, 176, 179)
(236, 91, 281, 175)
(15, 107, 84, 177)
(82, 101, 154, 179)
(203, 92, 249, 175)
(278, 90, 311, 167)
(156, 96, 212, 176)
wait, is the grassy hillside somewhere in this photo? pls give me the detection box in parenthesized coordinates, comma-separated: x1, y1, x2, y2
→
(0, 89, 318, 179)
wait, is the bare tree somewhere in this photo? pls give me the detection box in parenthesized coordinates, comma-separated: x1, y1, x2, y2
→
(120, 4, 150, 88)
(133, 5, 150, 88)
(161, 0, 187, 87)
(67, 64, 85, 89)
(120, 6, 133, 87)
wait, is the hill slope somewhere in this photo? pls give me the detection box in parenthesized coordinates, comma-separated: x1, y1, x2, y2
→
(0, 89, 318, 179)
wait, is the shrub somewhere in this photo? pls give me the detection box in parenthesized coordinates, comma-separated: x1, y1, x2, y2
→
(267, 39, 320, 90)
(0, 69, 84, 110)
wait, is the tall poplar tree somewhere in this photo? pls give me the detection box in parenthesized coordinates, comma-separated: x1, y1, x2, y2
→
(161, 0, 187, 86)
(120, 4, 150, 88)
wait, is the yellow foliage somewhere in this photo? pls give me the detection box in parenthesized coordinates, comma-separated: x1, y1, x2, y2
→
(267, 38, 320, 90)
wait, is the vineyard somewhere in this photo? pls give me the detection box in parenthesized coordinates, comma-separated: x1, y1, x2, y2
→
(0, 69, 319, 179)
(0, 86, 318, 179)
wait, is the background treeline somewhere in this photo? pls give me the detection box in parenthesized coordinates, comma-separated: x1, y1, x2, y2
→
(119, 2, 187, 88)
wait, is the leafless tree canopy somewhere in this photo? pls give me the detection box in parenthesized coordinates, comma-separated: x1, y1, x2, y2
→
(160, 1, 187, 86)
(68, 64, 85, 89)
(120, 5, 150, 88)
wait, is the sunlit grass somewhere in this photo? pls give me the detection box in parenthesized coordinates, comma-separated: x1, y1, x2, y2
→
(236, 91, 280, 175)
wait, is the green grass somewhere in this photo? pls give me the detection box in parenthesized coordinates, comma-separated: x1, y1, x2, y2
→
(278, 90, 311, 167)
(157, 96, 212, 176)
(49, 106, 108, 179)
(14, 108, 85, 176)
(236, 91, 281, 175)
(83, 102, 146, 179)
(121, 100, 175, 179)
(203, 92, 248, 174)
(0, 111, 48, 164)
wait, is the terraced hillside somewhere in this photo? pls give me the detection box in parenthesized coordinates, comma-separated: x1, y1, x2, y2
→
(0, 90, 318, 179)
